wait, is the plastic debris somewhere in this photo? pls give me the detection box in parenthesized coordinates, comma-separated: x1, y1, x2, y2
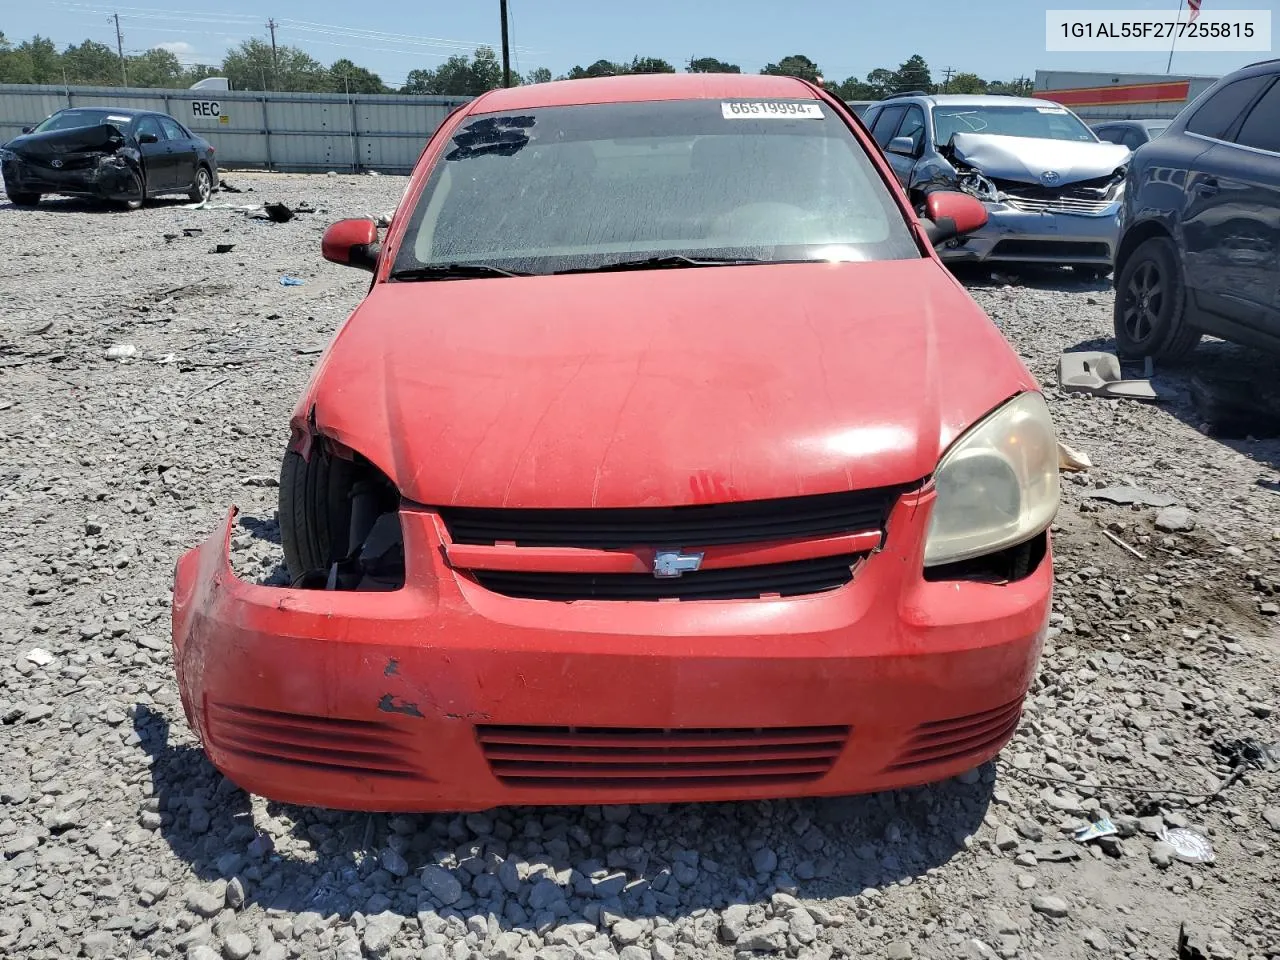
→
(104, 344, 136, 360)
(1058, 441, 1092, 472)
(1159, 827, 1214, 864)
(26, 648, 54, 667)
(264, 202, 295, 223)
(1087, 486, 1176, 508)
(1074, 817, 1118, 843)
(211, 243, 235, 254)
(1058, 351, 1158, 401)
(183, 227, 203, 237)
(279, 276, 305, 286)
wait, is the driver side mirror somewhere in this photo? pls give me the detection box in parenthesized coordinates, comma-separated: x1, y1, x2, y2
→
(138, 132, 159, 144)
(322, 218, 381, 271)
(923, 191, 988, 247)
(886, 136, 917, 158)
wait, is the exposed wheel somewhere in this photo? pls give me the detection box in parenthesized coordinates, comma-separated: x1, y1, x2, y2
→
(6, 192, 40, 207)
(279, 446, 355, 581)
(188, 165, 213, 203)
(1113, 236, 1201, 360)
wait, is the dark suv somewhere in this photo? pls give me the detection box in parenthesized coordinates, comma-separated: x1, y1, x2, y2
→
(1113, 58, 1280, 359)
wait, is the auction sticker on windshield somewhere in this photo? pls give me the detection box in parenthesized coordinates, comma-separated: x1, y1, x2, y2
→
(721, 102, 824, 119)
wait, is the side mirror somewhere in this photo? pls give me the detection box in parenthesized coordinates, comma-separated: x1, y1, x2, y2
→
(923, 191, 988, 246)
(138, 132, 159, 144)
(322, 218, 380, 271)
(886, 136, 916, 157)
(21, 126, 32, 134)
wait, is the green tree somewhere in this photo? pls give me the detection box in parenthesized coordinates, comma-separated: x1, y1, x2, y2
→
(627, 56, 675, 74)
(760, 54, 821, 84)
(892, 54, 932, 93)
(525, 66, 552, 84)
(127, 48, 185, 88)
(829, 76, 877, 101)
(0, 35, 62, 84)
(863, 67, 897, 99)
(222, 38, 327, 92)
(687, 56, 740, 73)
(988, 77, 1033, 96)
(62, 40, 122, 85)
(328, 58, 386, 93)
(943, 71, 987, 95)
(565, 58, 625, 80)
(400, 47, 510, 95)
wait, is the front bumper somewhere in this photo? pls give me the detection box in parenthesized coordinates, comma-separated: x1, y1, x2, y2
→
(939, 200, 1122, 266)
(172, 490, 1052, 812)
(1, 154, 143, 201)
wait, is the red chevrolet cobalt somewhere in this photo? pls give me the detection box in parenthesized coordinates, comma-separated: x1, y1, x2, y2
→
(171, 74, 1058, 812)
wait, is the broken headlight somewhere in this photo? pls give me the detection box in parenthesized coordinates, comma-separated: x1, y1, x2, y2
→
(924, 392, 1059, 567)
(956, 171, 1001, 203)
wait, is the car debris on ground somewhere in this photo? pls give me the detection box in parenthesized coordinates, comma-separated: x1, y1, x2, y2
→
(0, 170, 1276, 960)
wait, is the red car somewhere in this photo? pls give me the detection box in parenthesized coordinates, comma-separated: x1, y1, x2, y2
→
(172, 73, 1059, 813)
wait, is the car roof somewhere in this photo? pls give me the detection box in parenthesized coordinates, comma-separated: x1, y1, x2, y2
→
(468, 73, 818, 113)
(871, 94, 1058, 109)
(57, 106, 153, 117)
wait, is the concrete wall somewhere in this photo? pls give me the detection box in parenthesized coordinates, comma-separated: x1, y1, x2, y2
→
(0, 84, 471, 174)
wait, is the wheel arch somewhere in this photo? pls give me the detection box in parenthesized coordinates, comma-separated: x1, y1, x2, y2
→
(1114, 219, 1175, 279)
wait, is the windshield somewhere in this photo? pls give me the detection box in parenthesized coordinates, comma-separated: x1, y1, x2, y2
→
(392, 99, 919, 277)
(33, 109, 132, 133)
(932, 104, 1096, 144)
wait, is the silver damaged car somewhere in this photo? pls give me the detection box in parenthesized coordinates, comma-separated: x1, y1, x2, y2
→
(861, 93, 1131, 275)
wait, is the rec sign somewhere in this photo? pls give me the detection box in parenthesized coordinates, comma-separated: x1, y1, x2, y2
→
(190, 100, 221, 119)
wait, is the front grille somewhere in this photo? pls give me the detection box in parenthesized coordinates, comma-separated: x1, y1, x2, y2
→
(1002, 195, 1114, 215)
(995, 175, 1118, 216)
(205, 702, 422, 780)
(885, 698, 1023, 772)
(478, 723, 850, 788)
(437, 487, 905, 550)
(472, 552, 865, 601)
(990, 239, 1110, 260)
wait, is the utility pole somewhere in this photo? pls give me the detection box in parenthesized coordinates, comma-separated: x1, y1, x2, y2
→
(113, 13, 127, 86)
(499, 0, 511, 87)
(941, 66, 955, 92)
(266, 18, 279, 90)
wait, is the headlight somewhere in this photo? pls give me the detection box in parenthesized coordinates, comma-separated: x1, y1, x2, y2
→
(924, 391, 1059, 567)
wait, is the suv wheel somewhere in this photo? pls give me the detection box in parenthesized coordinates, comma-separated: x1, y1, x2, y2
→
(1113, 236, 1201, 360)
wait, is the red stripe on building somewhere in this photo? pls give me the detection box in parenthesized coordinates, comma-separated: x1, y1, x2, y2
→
(1033, 80, 1192, 107)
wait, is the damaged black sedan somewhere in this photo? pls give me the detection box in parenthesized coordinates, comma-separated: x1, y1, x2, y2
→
(1, 108, 218, 210)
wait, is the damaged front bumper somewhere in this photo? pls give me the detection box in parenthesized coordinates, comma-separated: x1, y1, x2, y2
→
(938, 198, 1122, 266)
(171, 494, 1052, 813)
(1, 151, 144, 201)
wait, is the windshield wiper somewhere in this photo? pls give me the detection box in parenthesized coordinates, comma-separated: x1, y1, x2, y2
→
(388, 263, 529, 281)
(554, 255, 768, 275)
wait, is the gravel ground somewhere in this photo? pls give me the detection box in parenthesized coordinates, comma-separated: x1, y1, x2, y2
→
(1, 172, 1278, 960)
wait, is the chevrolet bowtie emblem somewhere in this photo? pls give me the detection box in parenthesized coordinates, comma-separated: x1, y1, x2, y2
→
(652, 549, 704, 578)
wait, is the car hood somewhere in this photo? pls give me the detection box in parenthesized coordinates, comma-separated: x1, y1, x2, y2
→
(300, 259, 1036, 508)
(3, 123, 127, 157)
(949, 132, 1130, 186)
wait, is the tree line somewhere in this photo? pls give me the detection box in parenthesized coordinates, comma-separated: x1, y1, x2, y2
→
(0, 32, 1030, 100)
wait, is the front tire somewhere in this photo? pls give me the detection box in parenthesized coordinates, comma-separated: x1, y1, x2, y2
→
(6, 192, 40, 207)
(279, 447, 355, 581)
(188, 165, 212, 203)
(1113, 236, 1201, 360)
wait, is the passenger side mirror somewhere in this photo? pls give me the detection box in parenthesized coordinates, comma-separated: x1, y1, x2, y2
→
(886, 136, 917, 157)
(21, 126, 32, 134)
(138, 132, 159, 144)
(322, 218, 381, 271)
(922, 191, 988, 247)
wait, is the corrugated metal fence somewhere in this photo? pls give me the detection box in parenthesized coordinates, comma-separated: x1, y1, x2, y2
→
(0, 84, 471, 173)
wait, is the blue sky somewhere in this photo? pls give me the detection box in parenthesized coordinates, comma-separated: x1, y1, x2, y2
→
(11, 0, 1276, 88)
